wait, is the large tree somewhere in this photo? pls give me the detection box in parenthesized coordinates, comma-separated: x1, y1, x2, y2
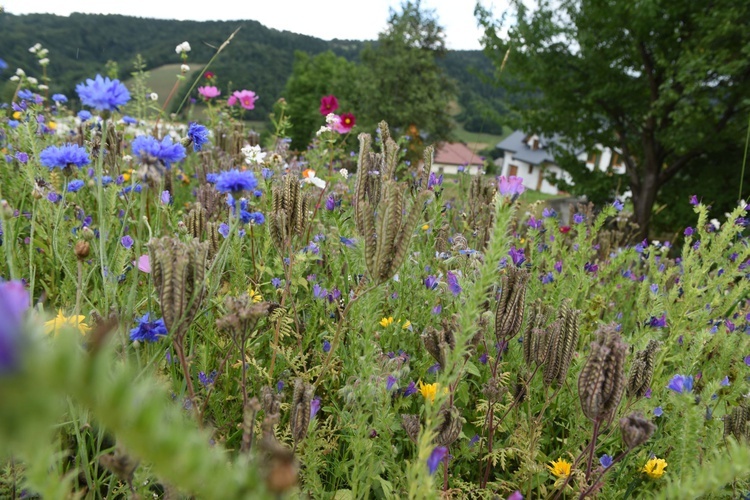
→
(477, 0, 750, 237)
(359, 1, 457, 147)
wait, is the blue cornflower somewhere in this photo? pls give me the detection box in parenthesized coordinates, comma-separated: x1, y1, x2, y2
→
(17, 89, 34, 101)
(0, 58, 7, 71)
(100, 175, 113, 186)
(47, 192, 61, 203)
(39, 143, 91, 169)
(206, 173, 218, 184)
(15, 152, 29, 164)
(67, 180, 85, 192)
(240, 210, 265, 225)
(427, 446, 448, 475)
(129, 313, 168, 342)
(8, 120, 19, 129)
(218, 223, 230, 238)
(187, 122, 209, 152)
(271, 277, 282, 288)
(122, 115, 137, 125)
(76, 74, 131, 111)
(599, 454, 613, 469)
(131, 135, 186, 168)
(51, 93, 68, 103)
(667, 374, 694, 394)
(573, 213, 585, 224)
(323, 340, 331, 353)
(214, 169, 258, 193)
(77, 110, 92, 122)
(446, 271, 462, 296)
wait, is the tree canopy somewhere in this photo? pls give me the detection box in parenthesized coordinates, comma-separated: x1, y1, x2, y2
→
(478, 0, 750, 238)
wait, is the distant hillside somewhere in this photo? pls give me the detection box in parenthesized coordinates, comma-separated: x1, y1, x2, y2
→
(0, 12, 507, 131)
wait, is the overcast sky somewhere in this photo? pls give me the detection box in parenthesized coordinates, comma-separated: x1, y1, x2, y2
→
(2, 0, 507, 51)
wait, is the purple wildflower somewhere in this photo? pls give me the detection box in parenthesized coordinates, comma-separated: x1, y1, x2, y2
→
(425, 275, 439, 290)
(427, 446, 448, 475)
(509, 246, 525, 266)
(667, 374, 694, 394)
(554, 260, 563, 273)
(649, 314, 667, 328)
(573, 213, 585, 224)
(403, 381, 418, 396)
(0, 280, 30, 373)
(386, 375, 397, 391)
(654, 406, 663, 417)
(497, 175, 525, 197)
(323, 340, 331, 353)
(129, 313, 168, 342)
(446, 271, 462, 296)
(310, 397, 321, 419)
(599, 454, 613, 468)
(689, 194, 699, 205)
(121, 235, 134, 249)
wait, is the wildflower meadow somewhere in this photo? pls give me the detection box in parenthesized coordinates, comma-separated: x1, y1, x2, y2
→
(2, 35, 750, 500)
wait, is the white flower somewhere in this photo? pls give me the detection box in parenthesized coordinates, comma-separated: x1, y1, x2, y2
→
(150, 93, 159, 101)
(315, 126, 329, 137)
(325, 113, 340, 127)
(309, 176, 326, 189)
(38, 58, 50, 66)
(180, 64, 190, 73)
(27, 77, 38, 85)
(38, 84, 49, 90)
(28, 45, 38, 53)
(710, 219, 721, 230)
(242, 144, 267, 165)
(38, 48, 48, 58)
(16, 68, 25, 76)
(339, 168, 349, 179)
(122, 155, 133, 163)
(9, 75, 19, 82)
(175, 41, 191, 54)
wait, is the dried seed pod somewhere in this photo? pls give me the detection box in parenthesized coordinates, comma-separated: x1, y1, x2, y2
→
(149, 236, 209, 339)
(434, 405, 463, 447)
(482, 376, 507, 403)
(724, 406, 750, 442)
(402, 414, 420, 444)
(98, 445, 139, 488)
(289, 378, 313, 444)
(74, 240, 90, 261)
(206, 221, 221, 259)
(626, 340, 660, 398)
(619, 412, 656, 449)
(421, 323, 455, 367)
(261, 385, 282, 417)
(260, 435, 298, 494)
(196, 184, 226, 220)
(241, 397, 262, 453)
(495, 266, 530, 341)
(523, 299, 553, 366)
(578, 324, 628, 422)
(186, 203, 207, 240)
(543, 301, 580, 386)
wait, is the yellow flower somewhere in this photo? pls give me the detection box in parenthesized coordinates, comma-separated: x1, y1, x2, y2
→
(122, 169, 134, 182)
(249, 288, 263, 303)
(547, 458, 572, 478)
(44, 310, 91, 336)
(12, 111, 21, 119)
(421, 224, 430, 231)
(47, 121, 57, 130)
(401, 320, 412, 330)
(642, 457, 667, 479)
(379, 316, 394, 327)
(417, 380, 439, 402)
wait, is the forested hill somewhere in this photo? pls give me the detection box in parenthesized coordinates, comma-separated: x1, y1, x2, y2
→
(0, 12, 505, 131)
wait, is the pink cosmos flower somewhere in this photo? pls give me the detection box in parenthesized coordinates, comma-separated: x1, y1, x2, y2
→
(228, 89, 258, 110)
(320, 95, 339, 115)
(198, 86, 221, 99)
(335, 112, 356, 134)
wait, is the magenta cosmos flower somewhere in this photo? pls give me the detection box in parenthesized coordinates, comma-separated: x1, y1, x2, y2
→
(320, 95, 339, 115)
(198, 86, 221, 99)
(335, 112, 356, 134)
(228, 89, 258, 110)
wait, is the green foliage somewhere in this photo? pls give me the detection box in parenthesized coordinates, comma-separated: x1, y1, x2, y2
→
(477, 0, 750, 238)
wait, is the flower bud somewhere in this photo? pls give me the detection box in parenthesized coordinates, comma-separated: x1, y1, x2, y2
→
(75, 240, 91, 260)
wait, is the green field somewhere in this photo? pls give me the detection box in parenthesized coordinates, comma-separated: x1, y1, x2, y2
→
(453, 123, 510, 151)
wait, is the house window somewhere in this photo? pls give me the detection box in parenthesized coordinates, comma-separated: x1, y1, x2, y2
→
(529, 165, 533, 174)
(588, 152, 600, 167)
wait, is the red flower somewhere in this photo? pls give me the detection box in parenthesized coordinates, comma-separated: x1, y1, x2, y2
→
(559, 226, 571, 234)
(204, 71, 215, 80)
(320, 95, 339, 115)
(335, 112, 356, 134)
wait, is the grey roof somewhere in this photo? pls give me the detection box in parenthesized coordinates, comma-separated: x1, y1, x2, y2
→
(496, 130, 581, 166)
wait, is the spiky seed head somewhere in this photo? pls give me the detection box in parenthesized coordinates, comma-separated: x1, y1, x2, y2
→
(290, 378, 313, 444)
(401, 414, 420, 444)
(435, 405, 463, 447)
(578, 324, 628, 422)
(626, 340, 660, 398)
(619, 412, 657, 449)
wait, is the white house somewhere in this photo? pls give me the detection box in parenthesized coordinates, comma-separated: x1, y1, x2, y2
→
(495, 130, 627, 195)
(430, 142, 484, 175)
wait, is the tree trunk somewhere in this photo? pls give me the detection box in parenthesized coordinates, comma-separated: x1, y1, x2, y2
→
(631, 168, 659, 241)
